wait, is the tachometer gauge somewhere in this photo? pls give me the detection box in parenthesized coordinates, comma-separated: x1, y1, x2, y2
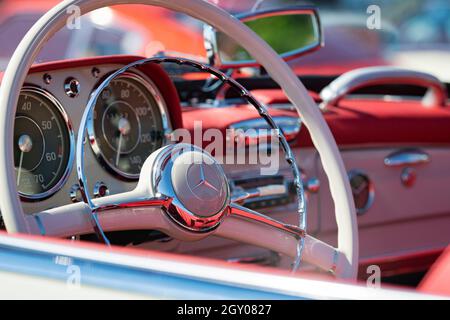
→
(89, 72, 169, 179)
(14, 87, 74, 200)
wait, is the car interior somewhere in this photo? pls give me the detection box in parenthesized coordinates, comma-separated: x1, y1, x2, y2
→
(0, 0, 449, 297)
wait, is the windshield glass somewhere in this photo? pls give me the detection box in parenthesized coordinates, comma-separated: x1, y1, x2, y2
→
(0, 0, 449, 81)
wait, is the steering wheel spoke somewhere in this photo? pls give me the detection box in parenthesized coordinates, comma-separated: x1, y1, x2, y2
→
(227, 203, 305, 240)
(217, 203, 347, 275)
(28, 193, 172, 238)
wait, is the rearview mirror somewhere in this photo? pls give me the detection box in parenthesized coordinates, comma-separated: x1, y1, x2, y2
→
(204, 7, 323, 68)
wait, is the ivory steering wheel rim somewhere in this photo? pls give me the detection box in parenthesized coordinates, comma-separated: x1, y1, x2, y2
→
(0, 0, 358, 279)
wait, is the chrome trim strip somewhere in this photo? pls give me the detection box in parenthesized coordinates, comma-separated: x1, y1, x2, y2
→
(95, 196, 172, 213)
(384, 149, 431, 167)
(0, 233, 439, 299)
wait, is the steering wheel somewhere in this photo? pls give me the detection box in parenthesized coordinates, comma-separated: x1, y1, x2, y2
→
(0, 0, 358, 279)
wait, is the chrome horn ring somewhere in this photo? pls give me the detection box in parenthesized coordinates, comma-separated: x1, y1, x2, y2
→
(76, 57, 307, 270)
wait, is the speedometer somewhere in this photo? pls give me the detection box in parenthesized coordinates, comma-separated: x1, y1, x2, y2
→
(14, 87, 74, 200)
(88, 72, 170, 179)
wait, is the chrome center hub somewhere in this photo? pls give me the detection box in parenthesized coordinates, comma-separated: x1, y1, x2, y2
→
(150, 144, 230, 232)
(172, 151, 228, 217)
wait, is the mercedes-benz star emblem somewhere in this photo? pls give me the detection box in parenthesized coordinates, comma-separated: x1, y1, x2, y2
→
(191, 164, 220, 194)
(171, 150, 229, 217)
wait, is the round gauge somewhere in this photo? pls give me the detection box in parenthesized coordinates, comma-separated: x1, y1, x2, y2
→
(14, 87, 74, 200)
(89, 73, 169, 179)
(348, 170, 375, 215)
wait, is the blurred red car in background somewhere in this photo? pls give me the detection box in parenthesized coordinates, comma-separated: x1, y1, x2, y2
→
(0, 0, 205, 70)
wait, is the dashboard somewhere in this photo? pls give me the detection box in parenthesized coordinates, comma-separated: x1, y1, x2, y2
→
(14, 56, 182, 214)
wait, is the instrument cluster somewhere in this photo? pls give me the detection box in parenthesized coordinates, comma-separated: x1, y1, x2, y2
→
(14, 65, 172, 203)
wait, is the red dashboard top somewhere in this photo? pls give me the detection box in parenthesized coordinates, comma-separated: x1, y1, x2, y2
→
(25, 55, 184, 131)
(183, 89, 450, 148)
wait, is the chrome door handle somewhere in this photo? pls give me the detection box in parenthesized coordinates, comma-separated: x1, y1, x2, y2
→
(384, 149, 430, 167)
(319, 66, 448, 111)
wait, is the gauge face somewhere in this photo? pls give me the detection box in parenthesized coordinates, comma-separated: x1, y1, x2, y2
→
(89, 73, 168, 179)
(14, 88, 73, 200)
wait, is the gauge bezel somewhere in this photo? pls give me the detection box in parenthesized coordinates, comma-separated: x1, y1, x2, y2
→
(17, 86, 75, 201)
(87, 71, 172, 180)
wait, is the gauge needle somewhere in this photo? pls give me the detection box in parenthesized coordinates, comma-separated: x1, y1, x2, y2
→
(115, 117, 131, 167)
(16, 134, 33, 186)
